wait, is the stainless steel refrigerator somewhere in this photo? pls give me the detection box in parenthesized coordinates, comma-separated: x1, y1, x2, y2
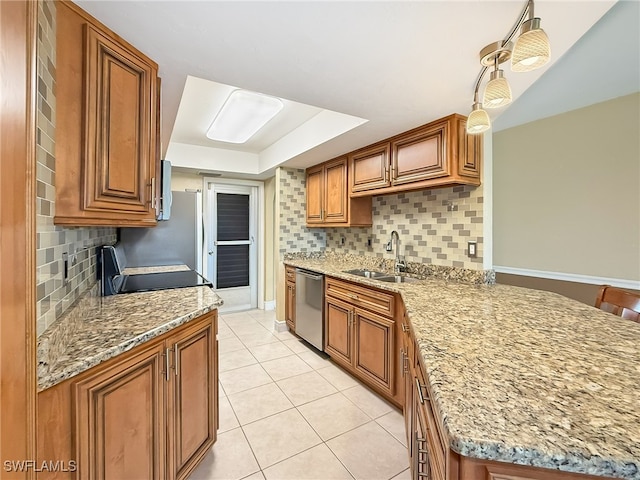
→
(120, 190, 203, 273)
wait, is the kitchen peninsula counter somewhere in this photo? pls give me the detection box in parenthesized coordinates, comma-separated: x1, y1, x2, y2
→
(284, 256, 639, 479)
(37, 285, 222, 391)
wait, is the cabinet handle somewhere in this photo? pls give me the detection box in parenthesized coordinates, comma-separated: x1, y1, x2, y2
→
(162, 348, 170, 381)
(348, 310, 353, 326)
(401, 350, 409, 376)
(348, 293, 359, 300)
(415, 378, 429, 404)
(400, 349, 405, 377)
(150, 177, 156, 209)
(391, 165, 397, 180)
(174, 343, 179, 376)
(402, 323, 409, 332)
(384, 166, 389, 182)
(320, 208, 324, 220)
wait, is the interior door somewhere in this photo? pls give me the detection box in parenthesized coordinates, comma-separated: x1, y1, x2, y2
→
(207, 184, 257, 312)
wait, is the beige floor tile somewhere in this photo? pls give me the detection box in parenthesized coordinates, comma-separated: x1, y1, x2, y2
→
(316, 364, 359, 390)
(327, 422, 408, 480)
(298, 393, 370, 441)
(375, 409, 407, 447)
(217, 324, 236, 339)
(297, 349, 331, 370)
(188, 428, 260, 480)
(261, 354, 313, 381)
(227, 383, 294, 425)
(219, 336, 246, 354)
(242, 409, 322, 469)
(219, 382, 227, 398)
(263, 444, 354, 480)
(219, 348, 258, 373)
(272, 329, 297, 341)
(342, 384, 394, 419)
(240, 472, 265, 480)
(281, 338, 314, 354)
(276, 371, 338, 406)
(219, 364, 273, 395)
(237, 331, 281, 348)
(218, 395, 240, 434)
(390, 468, 411, 480)
(230, 322, 270, 337)
(248, 342, 294, 362)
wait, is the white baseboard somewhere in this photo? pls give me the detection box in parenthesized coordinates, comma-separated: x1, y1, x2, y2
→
(264, 300, 276, 311)
(273, 320, 288, 332)
(494, 266, 640, 290)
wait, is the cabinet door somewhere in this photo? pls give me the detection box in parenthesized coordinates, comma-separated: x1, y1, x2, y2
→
(286, 281, 296, 331)
(391, 121, 449, 186)
(353, 308, 395, 395)
(349, 143, 391, 193)
(325, 297, 354, 367)
(306, 165, 324, 224)
(167, 314, 217, 480)
(413, 385, 433, 480)
(83, 24, 156, 215)
(74, 343, 166, 480)
(323, 157, 348, 223)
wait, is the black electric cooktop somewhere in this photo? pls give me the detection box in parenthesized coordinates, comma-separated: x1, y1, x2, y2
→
(118, 270, 213, 294)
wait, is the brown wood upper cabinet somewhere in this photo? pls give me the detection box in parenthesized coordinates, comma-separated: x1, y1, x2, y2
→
(350, 114, 481, 197)
(55, 1, 159, 226)
(306, 157, 372, 227)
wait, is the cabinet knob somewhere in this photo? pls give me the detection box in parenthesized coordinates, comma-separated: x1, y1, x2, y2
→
(402, 323, 409, 332)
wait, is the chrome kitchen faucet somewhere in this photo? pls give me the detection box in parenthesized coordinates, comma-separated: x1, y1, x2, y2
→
(387, 230, 406, 275)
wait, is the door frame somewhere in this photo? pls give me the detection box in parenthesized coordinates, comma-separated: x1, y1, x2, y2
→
(202, 177, 265, 310)
(0, 0, 38, 476)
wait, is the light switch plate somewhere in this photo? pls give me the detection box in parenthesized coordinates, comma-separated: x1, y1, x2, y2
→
(468, 241, 477, 258)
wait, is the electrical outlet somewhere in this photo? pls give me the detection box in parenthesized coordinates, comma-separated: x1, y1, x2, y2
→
(340, 235, 346, 245)
(367, 237, 372, 248)
(467, 241, 477, 258)
(62, 252, 69, 284)
(385, 241, 392, 252)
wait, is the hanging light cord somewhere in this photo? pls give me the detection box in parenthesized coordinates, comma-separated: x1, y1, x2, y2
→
(471, 0, 533, 103)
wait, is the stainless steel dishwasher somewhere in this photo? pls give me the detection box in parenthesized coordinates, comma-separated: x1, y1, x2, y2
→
(295, 269, 324, 351)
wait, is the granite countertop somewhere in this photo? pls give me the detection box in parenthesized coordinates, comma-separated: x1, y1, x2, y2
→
(37, 285, 222, 391)
(284, 257, 640, 479)
(122, 264, 191, 275)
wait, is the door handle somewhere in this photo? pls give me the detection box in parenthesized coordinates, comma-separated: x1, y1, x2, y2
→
(208, 250, 214, 255)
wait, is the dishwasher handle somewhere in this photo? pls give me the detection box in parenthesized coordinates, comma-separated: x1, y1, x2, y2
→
(295, 269, 323, 280)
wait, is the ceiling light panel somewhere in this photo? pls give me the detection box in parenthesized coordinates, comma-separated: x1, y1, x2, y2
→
(206, 90, 284, 144)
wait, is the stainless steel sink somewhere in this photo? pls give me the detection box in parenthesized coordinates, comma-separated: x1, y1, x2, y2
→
(377, 275, 421, 284)
(342, 269, 389, 279)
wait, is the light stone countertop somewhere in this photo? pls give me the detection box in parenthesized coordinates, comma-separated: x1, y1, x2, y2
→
(37, 285, 222, 391)
(122, 264, 191, 275)
(284, 257, 640, 479)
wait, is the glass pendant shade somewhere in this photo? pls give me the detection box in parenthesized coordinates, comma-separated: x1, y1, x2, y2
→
(467, 103, 490, 134)
(483, 69, 512, 108)
(511, 18, 550, 72)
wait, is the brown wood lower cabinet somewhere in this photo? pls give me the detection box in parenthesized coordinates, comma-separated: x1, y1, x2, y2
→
(37, 311, 218, 480)
(324, 278, 402, 407)
(285, 266, 296, 332)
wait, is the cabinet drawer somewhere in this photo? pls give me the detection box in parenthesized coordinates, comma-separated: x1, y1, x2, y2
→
(326, 277, 395, 317)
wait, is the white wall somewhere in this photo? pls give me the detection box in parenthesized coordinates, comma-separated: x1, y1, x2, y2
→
(493, 93, 640, 283)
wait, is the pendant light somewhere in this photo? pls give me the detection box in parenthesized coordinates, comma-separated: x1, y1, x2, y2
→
(467, 102, 491, 134)
(466, 0, 550, 135)
(512, 17, 551, 72)
(483, 55, 513, 108)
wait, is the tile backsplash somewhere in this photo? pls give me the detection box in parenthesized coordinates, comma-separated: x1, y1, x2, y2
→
(277, 167, 325, 257)
(36, 0, 116, 336)
(326, 185, 484, 269)
(276, 165, 484, 270)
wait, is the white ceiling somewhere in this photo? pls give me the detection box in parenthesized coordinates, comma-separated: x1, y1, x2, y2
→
(76, 0, 622, 176)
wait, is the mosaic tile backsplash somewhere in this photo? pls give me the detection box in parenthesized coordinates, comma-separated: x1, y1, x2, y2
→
(326, 185, 484, 270)
(277, 164, 484, 270)
(36, 0, 117, 336)
(277, 167, 325, 256)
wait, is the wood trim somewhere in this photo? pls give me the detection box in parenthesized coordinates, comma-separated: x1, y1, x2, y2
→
(0, 1, 38, 477)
